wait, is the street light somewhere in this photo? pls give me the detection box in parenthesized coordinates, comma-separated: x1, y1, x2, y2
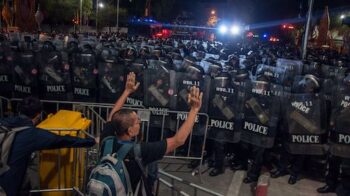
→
(230, 25, 240, 35)
(340, 14, 345, 19)
(99, 2, 104, 8)
(116, 0, 133, 33)
(219, 25, 228, 34)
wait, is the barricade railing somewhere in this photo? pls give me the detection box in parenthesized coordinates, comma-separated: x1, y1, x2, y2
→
(156, 169, 224, 196)
(28, 128, 92, 195)
(77, 104, 209, 182)
(0, 97, 210, 193)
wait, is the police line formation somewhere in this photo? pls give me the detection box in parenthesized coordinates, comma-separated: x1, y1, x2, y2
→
(1, 33, 350, 185)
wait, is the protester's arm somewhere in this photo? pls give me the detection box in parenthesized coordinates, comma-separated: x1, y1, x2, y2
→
(34, 128, 98, 150)
(166, 86, 203, 154)
(107, 72, 140, 121)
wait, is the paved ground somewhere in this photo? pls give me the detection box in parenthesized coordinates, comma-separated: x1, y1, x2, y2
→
(157, 158, 337, 196)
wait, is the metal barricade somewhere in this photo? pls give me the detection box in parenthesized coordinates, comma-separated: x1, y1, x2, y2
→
(29, 129, 92, 195)
(156, 169, 224, 196)
(0, 98, 210, 193)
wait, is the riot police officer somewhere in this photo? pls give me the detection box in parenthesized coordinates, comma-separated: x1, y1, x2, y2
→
(240, 75, 282, 183)
(207, 71, 240, 176)
(317, 73, 350, 194)
(274, 74, 327, 185)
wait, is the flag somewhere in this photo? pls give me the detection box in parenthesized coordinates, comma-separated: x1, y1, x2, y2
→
(317, 6, 330, 47)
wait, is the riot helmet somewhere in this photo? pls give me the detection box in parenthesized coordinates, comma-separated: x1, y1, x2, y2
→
(125, 46, 137, 61)
(180, 55, 197, 72)
(255, 74, 270, 91)
(159, 56, 174, 71)
(185, 63, 204, 80)
(130, 58, 146, 73)
(214, 72, 231, 88)
(204, 58, 222, 77)
(41, 41, 56, 52)
(234, 68, 249, 82)
(297, 74, 320, 93)
(139, 46, 150, 57)
(153, 46, 162, 57)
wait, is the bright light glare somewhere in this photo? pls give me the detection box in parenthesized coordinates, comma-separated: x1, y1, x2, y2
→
(211, 10, 216, 15)
(230, 25, 240, 35)
(98, 3, 104, 8)
(340, 15, 345, 19)
(219, 25, 228, 34)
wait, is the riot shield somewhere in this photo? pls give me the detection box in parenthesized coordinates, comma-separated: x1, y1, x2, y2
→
(239, 81, 282, 148)
(169, 70, 210, 136)
(143, 61, 174, 129)
(0, 45, 14, 96)
(13, 50, 39, 98)
(98, 47, 126, 103)
(255, 64, 287, 85)
(285, 91, 327, 155)
(38, 44, 72, 100)
(329, 85, 350, 158)
(321, 64, 348, 84)
(276, 58, 303, 87)
(71, 49, 98, 102)
(208, 73, 242, 143)
(123, 59, 145, 107)
(302, 62, 323, 78)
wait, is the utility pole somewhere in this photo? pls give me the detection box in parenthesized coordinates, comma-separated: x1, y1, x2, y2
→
(96, 0, 99, 32)
(145, 0, 151, 17)
(116, 0, 120, 31)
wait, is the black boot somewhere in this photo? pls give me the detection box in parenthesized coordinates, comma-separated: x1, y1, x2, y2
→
(288, 175, 298, 185)
(270, 169, 288, 178)
(209, 168, 224, 177)
(316, 185, 336, 193)
(188, 160, 200, 169)
(243, 176, 258, 184)
(230, 162, 247, 171)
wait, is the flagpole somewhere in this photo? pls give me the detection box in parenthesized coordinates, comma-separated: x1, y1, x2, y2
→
(302, 0, 314, 60)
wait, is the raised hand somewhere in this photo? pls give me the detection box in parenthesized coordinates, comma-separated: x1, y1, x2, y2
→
(125, 72, 140, 94)
(187, 86, 203, 113)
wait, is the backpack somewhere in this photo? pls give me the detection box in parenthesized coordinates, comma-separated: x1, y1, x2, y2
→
(87, 137, 148, 196)
(0, 123, 30, 176)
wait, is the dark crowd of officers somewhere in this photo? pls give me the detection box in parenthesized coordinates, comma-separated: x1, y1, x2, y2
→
(0, 32, 349, 195)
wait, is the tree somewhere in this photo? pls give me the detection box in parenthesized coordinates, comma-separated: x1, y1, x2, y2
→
(82, 0, 93, 25)
(39, 0, 93, 26)
(96, 2, 127, 29)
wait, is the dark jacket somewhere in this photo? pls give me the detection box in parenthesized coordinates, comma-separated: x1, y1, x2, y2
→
(0, 115, 96, 196)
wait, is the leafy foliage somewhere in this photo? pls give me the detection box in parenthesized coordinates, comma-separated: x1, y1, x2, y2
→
(40, 0, 93, 25)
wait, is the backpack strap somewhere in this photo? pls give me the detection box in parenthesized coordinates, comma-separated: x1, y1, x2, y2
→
(99, 136, 117, 158)
(116, 143, 134, 195)
(116, 143, 133, 161)
(0, 125, 30, 134)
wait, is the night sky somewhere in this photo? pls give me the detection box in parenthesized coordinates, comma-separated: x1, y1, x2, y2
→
(178, 0, 350, 24)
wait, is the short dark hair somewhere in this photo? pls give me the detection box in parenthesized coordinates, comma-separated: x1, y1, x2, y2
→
(17, 96, 43, 119)
(111, 109, 134, 136)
